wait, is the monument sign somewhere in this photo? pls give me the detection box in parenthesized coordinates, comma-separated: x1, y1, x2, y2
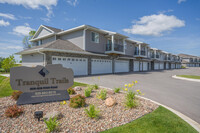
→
(10, 64, 74, 105)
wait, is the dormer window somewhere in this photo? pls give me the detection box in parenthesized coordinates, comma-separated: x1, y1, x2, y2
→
(91, 32, 99, 43)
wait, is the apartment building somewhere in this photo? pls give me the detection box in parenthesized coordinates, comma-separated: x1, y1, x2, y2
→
(17, 25, 183, 76)
(178, 54, 200, 67)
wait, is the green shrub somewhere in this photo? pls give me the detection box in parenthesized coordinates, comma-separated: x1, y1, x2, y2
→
(124, 90, 138, 109)
(11, 91, 23, 100)
(84, 88, 92, 97)
(87, 85, 94, 92)
(181, 66, 186, 69)
(96, 89, 107, 100)
(93, 84, 99, 90)
(85, 104, 100, 119)
(67, 87, 76, 95)
(114, 88, 121, 93)
(0, 68, 5, 73)
(5, 105, 24, 118)
(44, 117, 59, 133)
(124, 98, 138, 109)
(126, 90, 136, 99)
(69, 94, 86, 108)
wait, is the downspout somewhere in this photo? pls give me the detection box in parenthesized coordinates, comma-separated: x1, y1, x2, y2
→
(37, 50, 46, 66)
(83, 26, 89, 50)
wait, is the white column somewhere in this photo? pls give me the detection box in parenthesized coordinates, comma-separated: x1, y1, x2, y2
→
(139, 44, 141, 55)
(123, 39, 125, 53)
(111, 35, 114, 51)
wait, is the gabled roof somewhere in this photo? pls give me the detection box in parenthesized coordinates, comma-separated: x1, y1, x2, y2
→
(16, 39, 108, 57)
(42, 25, 63, 33)
(178, 53, 200, 58)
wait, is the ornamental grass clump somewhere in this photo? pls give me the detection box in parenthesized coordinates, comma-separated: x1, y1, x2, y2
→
(44, 117, 59, 133)
(114, 87, 121, 93)
(93, 84, 99, 90)
(67, 87, 76, 95)
(69, 94, 86, 108)
(84, 88, 92, 97)
(5, 105, 24, 118)
(96, 89, 107, 100)
(11, 91, 23, 100)
(85, 104, 100, 119)
(123, 81, 143, 109)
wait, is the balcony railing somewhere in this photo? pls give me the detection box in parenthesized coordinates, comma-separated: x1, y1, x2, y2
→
(134, 50, 146, 56)
(105, 43, 124, 52)
(156, 55, 159, 58)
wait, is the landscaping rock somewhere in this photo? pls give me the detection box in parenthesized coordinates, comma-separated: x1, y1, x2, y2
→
(107, 90, 115, 95)
(74, 86, 82, 91)
(105, 97, 116, 107)
(43, 110, 62, 120)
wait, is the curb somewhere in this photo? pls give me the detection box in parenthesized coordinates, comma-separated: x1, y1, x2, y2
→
(98, 85, 200, 132)
(172, 75, 200, 82)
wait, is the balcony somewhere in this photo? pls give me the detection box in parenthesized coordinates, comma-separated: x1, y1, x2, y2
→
(105, 43, 124, 54)
(156, 55, 159, 58)
(134, 50, 147, 57)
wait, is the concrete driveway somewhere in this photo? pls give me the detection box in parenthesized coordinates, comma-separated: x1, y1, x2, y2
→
(75, 68, 200, 124)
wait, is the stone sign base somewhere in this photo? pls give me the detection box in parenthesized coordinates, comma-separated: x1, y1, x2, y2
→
(17, 90, 70, 105)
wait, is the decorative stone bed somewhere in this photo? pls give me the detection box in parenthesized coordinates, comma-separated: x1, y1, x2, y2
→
(0, 87, 158, 133)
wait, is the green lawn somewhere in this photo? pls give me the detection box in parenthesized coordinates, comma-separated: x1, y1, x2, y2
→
(101, 106, 197, 133)
(177, 75, 200, 80)
(0, 75, 14, 97)
(0, 75, 87, 98)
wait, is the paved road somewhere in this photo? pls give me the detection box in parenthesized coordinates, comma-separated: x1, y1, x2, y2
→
(75, 68, 200, 124)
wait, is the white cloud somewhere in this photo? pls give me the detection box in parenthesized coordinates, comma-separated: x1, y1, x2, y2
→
(123, 14, 185, 36)
(0, 19, 10, 26)
(178, 0, 186, 4)
(40, 17, 50, 22)
(12, 23, 35, 36)
(66, 0, 78, 6)
(1, 45, 23, 50)
(0, 0, 58, 17)
(0, 12, 16, 20)
(158, 9, 173, 14)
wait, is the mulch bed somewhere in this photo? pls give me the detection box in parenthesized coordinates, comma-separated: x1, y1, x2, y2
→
(0, 87, 159, 133)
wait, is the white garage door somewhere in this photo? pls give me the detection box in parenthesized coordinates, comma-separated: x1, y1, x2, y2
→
(160, 63, 164, 69)
(171, 63, 175, 69)
(154, 63, 159, 70)
(142, 62, 148, 71)
(166, 63, 169, 69)
(91, 59, 112, 74)
(134, 61, 139, 71)
(52, 56, 88, 76)
(115, 60, 129, 73)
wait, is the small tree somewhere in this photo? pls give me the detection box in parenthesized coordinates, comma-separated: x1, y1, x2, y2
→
(2, 55, 16, 72)
(0, 57, 5, 68)
(23, 30, 36, 49)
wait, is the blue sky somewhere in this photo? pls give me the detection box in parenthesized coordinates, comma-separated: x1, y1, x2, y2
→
(0, 0, 199, 62)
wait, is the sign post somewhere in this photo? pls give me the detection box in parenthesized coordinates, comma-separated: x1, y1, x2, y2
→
(10, 64, 74, 105)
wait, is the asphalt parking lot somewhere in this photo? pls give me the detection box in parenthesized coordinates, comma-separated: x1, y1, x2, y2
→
(75, 68, 200, 124)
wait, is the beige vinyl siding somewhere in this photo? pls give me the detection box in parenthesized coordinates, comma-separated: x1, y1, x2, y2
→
(35, 27, 52, 38)
(85, 30, 107, 53)
(59, 30, 84, 49)
(22, 53, 44, 67)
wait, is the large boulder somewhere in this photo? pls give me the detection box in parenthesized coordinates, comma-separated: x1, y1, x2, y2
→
(43, 111, 62, 121)
(107, 90, 115, 95)
(105, 97, 116, 107)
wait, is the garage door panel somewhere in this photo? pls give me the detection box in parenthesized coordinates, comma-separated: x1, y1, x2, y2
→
(134, 61, 139, 71)
(115, 60, 129, 73)
(91, 59, 112, 74)
(52, 56, 88, 76)
(142, 62, 148, 71)
(154, 63, 159, 70)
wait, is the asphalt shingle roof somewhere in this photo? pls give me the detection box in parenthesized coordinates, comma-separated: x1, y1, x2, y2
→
(42, 25, 63, 33)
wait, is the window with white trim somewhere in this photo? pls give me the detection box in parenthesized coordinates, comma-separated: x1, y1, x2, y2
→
(91, 32, 99, 43)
